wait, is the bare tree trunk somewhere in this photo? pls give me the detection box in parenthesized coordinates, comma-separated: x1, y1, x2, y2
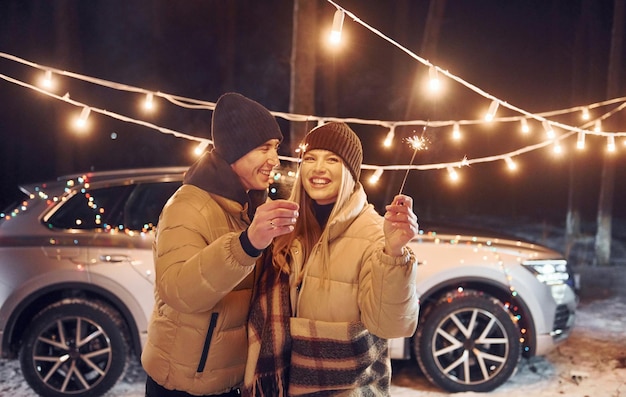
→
(289, 0, 318, 153)
(594, 0, 624, 266)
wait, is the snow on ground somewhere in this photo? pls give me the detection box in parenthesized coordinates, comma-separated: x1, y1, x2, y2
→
(1, 222, 625, 396)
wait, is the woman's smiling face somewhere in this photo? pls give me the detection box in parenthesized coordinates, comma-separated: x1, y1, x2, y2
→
(300, 149, 343, 205)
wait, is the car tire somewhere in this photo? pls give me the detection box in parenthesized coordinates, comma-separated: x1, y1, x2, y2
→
(414, 291, 522, 393)
(19, 298, 128, 397)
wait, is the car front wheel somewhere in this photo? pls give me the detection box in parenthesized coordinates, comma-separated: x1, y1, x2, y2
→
(414, 291, 522, 393)
(19, 298, 128, 397)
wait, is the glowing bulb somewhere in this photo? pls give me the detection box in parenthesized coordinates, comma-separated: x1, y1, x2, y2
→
(383, 126, 395, 148)
(581, 107, 590, 120)
(329, 9, 345, 44)
(368, 168, 383, 184)
(194, 140, 209, 156)
(40, 70, 54, 89)
(74, 107, 91, 130)
(553, 141, 562, 154)
(447, 166, 459, 181)
(520, 118, 530, 134)
(504, 156, 517, 171)
(576, 131, 586, 149)
(428, 66, 440, 92)
(594, 120, 602, 132)
(484, 100, 499, 122)
(452, 123, 461, 140)
(144, 92, 155, 111)
(607, 135, 616, 152)
(542, 120, 555, 139)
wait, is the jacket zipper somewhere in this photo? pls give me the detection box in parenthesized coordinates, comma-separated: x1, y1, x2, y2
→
(197, 312, 219, 373)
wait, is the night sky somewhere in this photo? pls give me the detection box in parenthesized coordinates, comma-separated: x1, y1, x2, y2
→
(1, 1, 624, 228)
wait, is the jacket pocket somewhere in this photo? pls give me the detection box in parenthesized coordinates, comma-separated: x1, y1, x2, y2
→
(197, 312, 219, 373)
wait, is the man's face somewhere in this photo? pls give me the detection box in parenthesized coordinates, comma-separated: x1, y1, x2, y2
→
(231, 139, 281, 191)
(300, 149, 343, 205)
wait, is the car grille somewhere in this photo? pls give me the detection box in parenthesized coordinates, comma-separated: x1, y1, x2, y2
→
(553, 304, 573, 335)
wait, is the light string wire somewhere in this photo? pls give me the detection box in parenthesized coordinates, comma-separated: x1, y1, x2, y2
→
(1, 45, 625, 174)
(324, 0, 626, 138)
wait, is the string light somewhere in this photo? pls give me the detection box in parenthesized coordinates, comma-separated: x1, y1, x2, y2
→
(143, 92, 155, 111)
(193, 140, 209, 156)
(74, 106, 91, 130)
(607, 135, 616, 152)
(581, 107, 590, 120)
(383, 125, 395, 147)
(428, 65, 440, 92)
(594, 120, 602, 132)
(447, 166, 459, 182)
(329, 9, 345, 44)
(484, 100, 499, 122)
(577, 131, 586, 149)
(504, 156, 517, 171)
(368, 168, 383, 184)
(542, 120, 555, 139)
(520, 118, 530, 134)
(553, 140, 562, 154)
(39, 70, 54, 89)
(452, 122, 461, 140)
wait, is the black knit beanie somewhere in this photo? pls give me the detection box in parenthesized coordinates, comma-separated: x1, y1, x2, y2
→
(302, 122, 363, 181)
(211, 92, 283, 164)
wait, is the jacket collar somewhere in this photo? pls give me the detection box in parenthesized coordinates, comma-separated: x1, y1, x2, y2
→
(183, 151, 268, 220)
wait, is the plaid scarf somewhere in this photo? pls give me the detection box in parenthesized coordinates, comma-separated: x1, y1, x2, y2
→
(243, 253, 292, 397)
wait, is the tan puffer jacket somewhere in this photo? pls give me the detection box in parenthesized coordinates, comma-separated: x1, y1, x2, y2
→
(141, 182, 259, 395)
(289, 185, 419, 339)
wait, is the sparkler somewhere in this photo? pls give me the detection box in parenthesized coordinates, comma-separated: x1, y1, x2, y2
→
(398, 126, 429, 195)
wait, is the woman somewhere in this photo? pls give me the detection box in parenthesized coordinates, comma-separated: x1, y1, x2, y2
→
(244, 122, 419, 396)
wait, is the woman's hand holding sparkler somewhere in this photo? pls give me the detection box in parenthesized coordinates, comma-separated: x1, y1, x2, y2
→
(383, 194, 419, 256)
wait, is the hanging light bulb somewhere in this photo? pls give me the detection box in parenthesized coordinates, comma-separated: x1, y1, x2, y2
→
(194, 140, 209, 156)
(594, 120, 602, 132)
(452, 123, 461, 140)
(329, 9, 345, 44)
(368, 168, 383, 184)
(383, 125, 395, 147)
(553, 140, 562, 154)
(581, 107, 590, 120)
(484, 100, 499, 122)
(577, 131, 586, 149)
(446, 166, 459, 181)
(504, 156, 517, 171)
(40, 70, 54, 89)
(74, 106, 91, 130)
(428, 65, 440, 92)
(143, 92, 155, 111)
(607, 135, 616, 152)
(520, 118, 530, 134)
(542, 120, 555, 139)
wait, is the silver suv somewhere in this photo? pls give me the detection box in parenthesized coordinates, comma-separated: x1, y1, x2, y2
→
(0, 167, 577, 396)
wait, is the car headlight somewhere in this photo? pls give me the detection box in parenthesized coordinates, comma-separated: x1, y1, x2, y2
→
(522, 259, 570, 285)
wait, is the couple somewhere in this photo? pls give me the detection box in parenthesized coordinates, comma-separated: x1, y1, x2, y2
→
(141, 92, 420, 397)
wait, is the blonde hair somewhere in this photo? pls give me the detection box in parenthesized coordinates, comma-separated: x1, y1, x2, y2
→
(271, 162, 356, 279)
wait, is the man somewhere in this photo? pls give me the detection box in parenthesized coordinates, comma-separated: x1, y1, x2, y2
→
(142, 92, 299, 396)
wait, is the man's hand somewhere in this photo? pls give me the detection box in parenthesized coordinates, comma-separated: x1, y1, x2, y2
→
(383, 195, 419, 256)
(247, 199, 299, 250)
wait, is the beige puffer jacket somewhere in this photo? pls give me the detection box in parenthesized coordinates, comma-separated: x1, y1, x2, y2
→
(141, 181, 259, 395)
(289, 185, 419, 339)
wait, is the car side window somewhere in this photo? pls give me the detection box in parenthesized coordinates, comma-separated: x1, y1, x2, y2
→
(123, 182, 180, 231)
(45, 185, 132, 230)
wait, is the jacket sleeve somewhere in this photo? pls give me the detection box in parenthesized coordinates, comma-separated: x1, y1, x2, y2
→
(153, 191, 258, 314)
(359, 240, 419, 339)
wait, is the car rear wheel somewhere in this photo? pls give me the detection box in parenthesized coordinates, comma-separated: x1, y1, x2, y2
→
(19, 298, 128, 397)
(414, 292, 521, 393)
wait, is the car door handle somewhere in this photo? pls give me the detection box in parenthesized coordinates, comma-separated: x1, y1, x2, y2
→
(99, 254, 129, 263)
